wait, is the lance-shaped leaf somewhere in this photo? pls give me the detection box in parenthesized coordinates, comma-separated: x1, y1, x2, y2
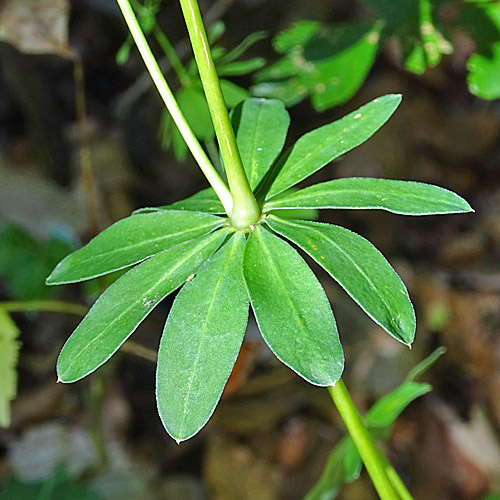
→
(243, 225, 343, 386)
(265, 95, 402, 198)
(265, 177, 473, 215)
(156, 233, 249, 442)
(231, 98, 290, 189)
(267, 216, 415, 344)
(134, 188, 226, 215)
(47, 211, 223, 284)
(57, 231, 226, 383)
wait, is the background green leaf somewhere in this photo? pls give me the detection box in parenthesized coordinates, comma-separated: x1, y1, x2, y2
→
(156, 233, 249, 442)
(0, 225, 73, 300)
(267, 217, 416, 344)
(0, 468, 101, 500)
(253, 21, 380, 111)
(265, 95, 402, 198)
(305, 347, 443, 500)
(47, 211, 223, 285)
(232, 98, 290, 189)
(265, 177, 473, 215)
(0, 309, 20, 428)
(57, 231, 226, 383)
(243, 226, 343, 386)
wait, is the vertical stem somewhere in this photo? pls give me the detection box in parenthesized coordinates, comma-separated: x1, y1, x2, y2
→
(74, 59, 100, 238)
(116, 0, 232, 214)
(178, 0, 261, 229)
(87, 373, 109, 467)
(328, 381, 401, 500)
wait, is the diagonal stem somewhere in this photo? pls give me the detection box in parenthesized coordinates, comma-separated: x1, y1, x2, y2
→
(328, 380, 403, 500)
(178, 0, 261, 229)
(116, 0, 232, 214)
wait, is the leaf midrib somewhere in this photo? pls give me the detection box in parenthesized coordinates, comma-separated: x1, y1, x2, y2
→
(177, 237, 240, 438)
(254, 229, 317, 354)
(70, 220, 220, 270)
(59, 235, 220, 380)
(270, 112, 379, 196)
(270, 218, 397, 331)
(266, 184, 463, 211)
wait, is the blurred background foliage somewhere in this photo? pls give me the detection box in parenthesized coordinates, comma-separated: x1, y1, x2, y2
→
(1, 0, 500, 499)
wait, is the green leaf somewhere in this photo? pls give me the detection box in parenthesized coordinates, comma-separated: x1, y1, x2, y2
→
(218, 58, 266, 77)
(0, 224, 73, 300)
(57, 231, 226, 383)
(273, 20, 320, 53)
(133, 188, 226, 215)
(232, 98, 290, 189)
(265, 95, 402, 198)
(47, 211, 223, 285)
(264, 177, 473, 215)
(243, 226, 343, 386)
(342, 439, 363, 483)
(156, 233, 249, 442)
(256, 21, 380, 111)
(310, 23, 381, 111)
(364, 381, 432, 429)
(303, 438, 348, 500)
(468, 42, 500, 100)
(0, 309, 20, 428)
(407, 346, 446, 381)
(217, 30, 267, 64)
(220, 80, 249, 108)
(176, 86, 214, 141)
(0, 467, 102, 500)
(266, 217, 415, 344)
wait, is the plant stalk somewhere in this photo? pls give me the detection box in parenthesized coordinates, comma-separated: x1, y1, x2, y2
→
(152, 24, 191, 86)
(328, 380, 402, 500)
(116, 0, 232, 214)
(178, 0, 261, 229)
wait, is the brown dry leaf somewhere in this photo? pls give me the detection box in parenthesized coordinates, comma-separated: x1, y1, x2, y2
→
(222, 341, 260, 399)
(0, 0, 73, 58)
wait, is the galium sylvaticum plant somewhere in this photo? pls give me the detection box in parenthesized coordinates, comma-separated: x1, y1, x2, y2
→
(46, 0, 472, 498)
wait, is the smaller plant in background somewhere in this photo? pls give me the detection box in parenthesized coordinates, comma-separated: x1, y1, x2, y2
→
(253, 0, 500, 111)
(306, 347, 446, 500)
(117, 0, 266, 162)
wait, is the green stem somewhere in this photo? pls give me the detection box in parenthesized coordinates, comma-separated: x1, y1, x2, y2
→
(152, 24, 191, 86)
(385, 461, 413, 500)
(0, 300, 89, 316)
(178, 0, 261, 229)
(328, 380, 400, 500)
(116, 0, 232, 214)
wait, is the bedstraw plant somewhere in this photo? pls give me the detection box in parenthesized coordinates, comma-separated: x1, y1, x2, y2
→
(46, 0, 473, 498)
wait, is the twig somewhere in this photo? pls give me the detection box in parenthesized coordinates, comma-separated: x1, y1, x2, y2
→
(112, 0, 236, 116)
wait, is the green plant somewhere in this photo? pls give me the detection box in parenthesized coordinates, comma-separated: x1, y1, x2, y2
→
(0, 467, 101, 500)
(306, 347, 445, 500)
(253, 0, 500, 110)
(117, 0, 265, 161)
(45, 0, 472, 498)
(0, 308, 20, 428)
